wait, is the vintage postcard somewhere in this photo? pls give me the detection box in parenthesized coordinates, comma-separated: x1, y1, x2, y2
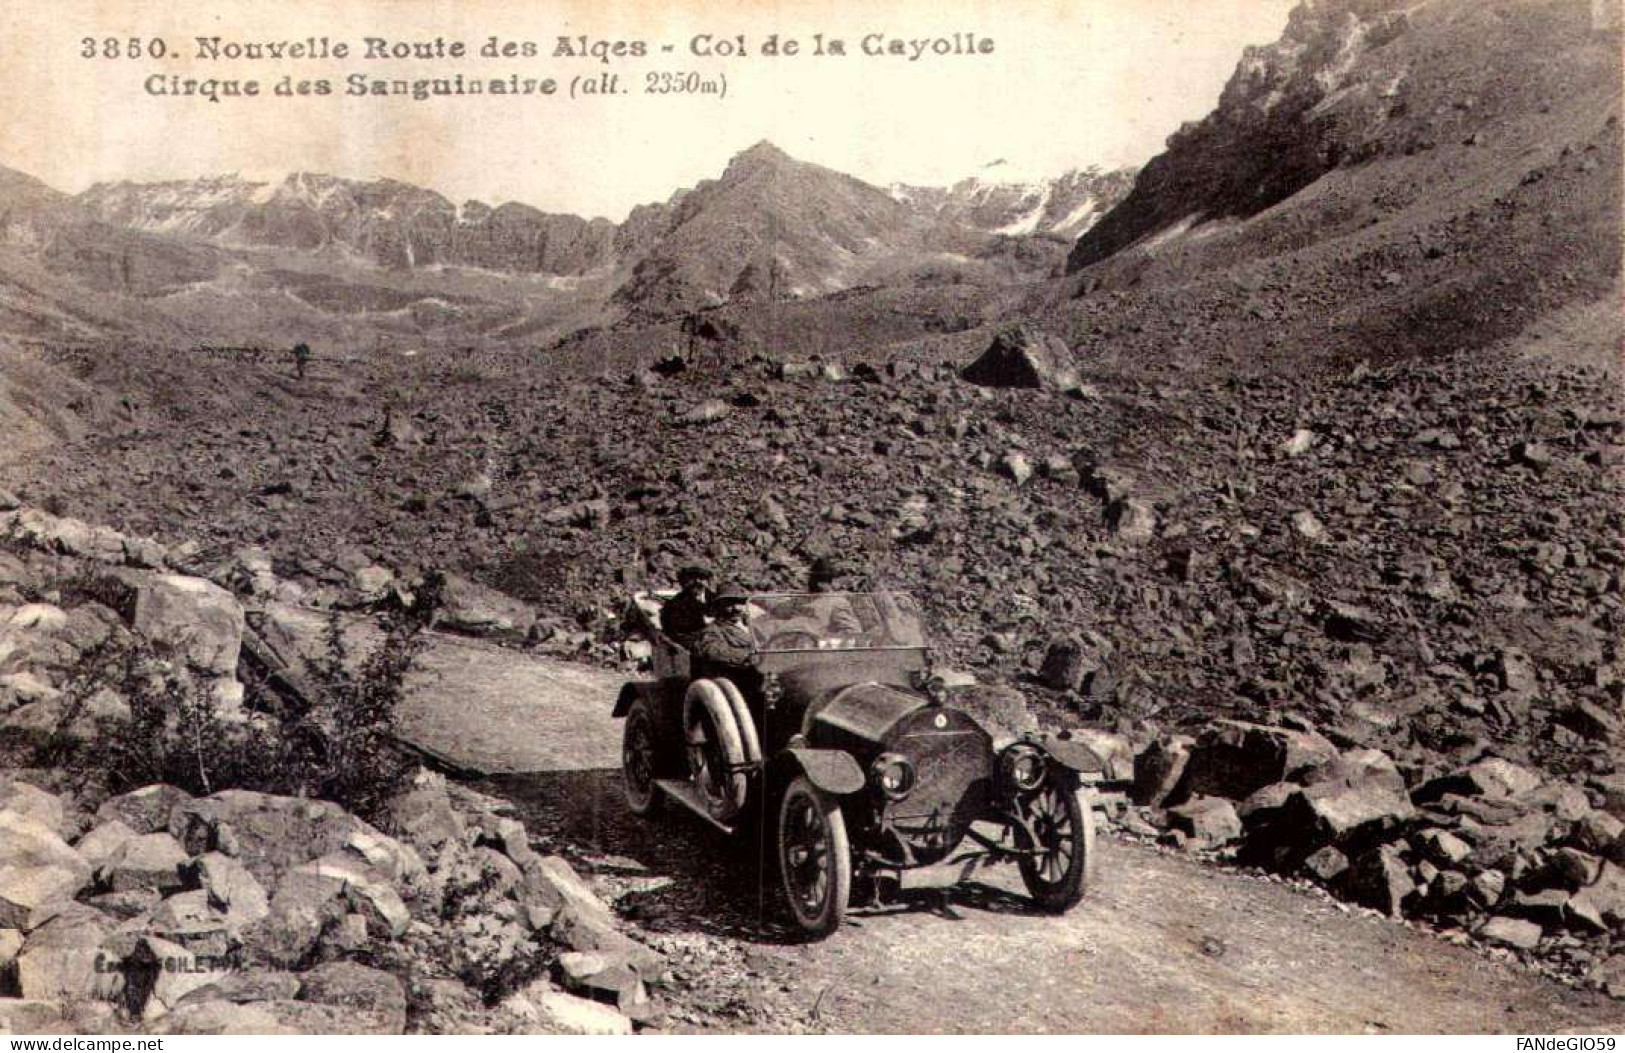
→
(0, 0, 1620, 1037)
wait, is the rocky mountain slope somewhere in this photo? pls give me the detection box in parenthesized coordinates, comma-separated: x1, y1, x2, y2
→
(1068, 0, 1621, 274)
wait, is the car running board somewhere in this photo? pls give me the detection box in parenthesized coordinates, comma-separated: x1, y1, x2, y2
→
(653, 779, 737, 835)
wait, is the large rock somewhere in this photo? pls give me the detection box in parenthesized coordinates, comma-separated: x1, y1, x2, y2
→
(295, 854, 410, 939)
(128, 574, 245, 677)
(506, 983, 633, 1035)
(296, 961, 407, 1034)
(73, 820, 139, 870)
(99, 832, 189, 893)
(436, 573, 536, 638)
(15, 904, 114, 1001)
(1167, 797, 1243, 849)
(248, 868, 350, 966)
(1340, 845, 1416, 917)
(0, 811, 94, 928)
(0, 782, 67, 838)
(169, 790, 386, 886)
(1106, 498, 1157, 545)
(134, 935, 234, 1015)
(192, 852, 270, 927)
(960, 326, 1078, 391)
(1479, 916, 1543, 951)
(1177, 720, 1339, 803)
(1260, 749, 1416, 856)
(1133, 736, 1194, 807)
(98, 785, 194, 836)
(1569, 862, 1625, 934)
(1038, 637, 1094, 692)
(1416, 757, 1543, 804)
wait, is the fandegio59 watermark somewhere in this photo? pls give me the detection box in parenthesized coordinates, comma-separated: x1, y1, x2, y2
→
(1516, 1039, 1619, 1050)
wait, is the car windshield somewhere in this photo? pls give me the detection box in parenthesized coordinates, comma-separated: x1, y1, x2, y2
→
(746, 592, 927, 652)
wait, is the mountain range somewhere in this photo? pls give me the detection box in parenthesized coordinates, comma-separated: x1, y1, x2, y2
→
(0, 144, 1136, 345)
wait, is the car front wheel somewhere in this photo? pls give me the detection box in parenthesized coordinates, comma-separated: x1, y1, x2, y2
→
(1015, 776, 1095, 913)
(776, 774, 851, 939)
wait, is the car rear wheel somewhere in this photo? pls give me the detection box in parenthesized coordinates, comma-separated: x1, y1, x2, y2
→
(621, 697, 663, 818)
(776, 774, 851, 939)
(1015, 776, 1094, 913)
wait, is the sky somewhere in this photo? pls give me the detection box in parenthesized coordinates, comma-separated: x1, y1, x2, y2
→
(0, 0, 1296, 222)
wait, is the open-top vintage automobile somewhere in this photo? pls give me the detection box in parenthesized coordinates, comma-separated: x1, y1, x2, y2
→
(615, 590, 1106, 938)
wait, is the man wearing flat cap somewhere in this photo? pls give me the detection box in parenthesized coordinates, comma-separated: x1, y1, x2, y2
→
(660, 564, 712, 648)
(695, 583, 757, 675)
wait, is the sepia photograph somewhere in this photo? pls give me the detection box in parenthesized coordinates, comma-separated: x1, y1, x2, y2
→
(0, 0, 1620, 1037)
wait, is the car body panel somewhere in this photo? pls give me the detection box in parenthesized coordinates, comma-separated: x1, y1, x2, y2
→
(776, 747, 868, 795)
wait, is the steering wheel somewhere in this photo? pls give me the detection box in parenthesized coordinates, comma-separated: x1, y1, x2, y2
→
(766, 630, 822, 650)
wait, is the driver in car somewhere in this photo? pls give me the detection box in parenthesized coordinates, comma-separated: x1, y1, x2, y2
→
(694, 584, 756, 675)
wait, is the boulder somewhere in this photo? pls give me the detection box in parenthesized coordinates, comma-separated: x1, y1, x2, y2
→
(1568, 862, 1625, 933)
(192, 852, 269, 927)
(676, 399, 732, 426)
(0, 811, 94, 928)
(248, 868, 349, 966)
(1416, 828, 1473, 866)
(435, 573, 535, 638)
(98, 785, 194, 836)
(144, 1000, 292, 1035)
(168, 790, 378, 886)
(128, 574, 245, 676)
(171, 969, 301, 1007)
(1039, 637, 1094, 692)
(1301, 846, 1350, 883)
(1479, 916, 1543, 951)
(134, 935, 234, 1015)
(388, 772, 467, 861)
(147, 891, 235, 958)
(507, 983, 633, 1035)
(296, 961, 407, 1034)
(1061, 728, 1135, 783)
(100, 832, 189, 893)
(1178, 720, 1339, 802)
(1133, 736, 1194, 808)
(1340, 846, 1416, 917)
(0, 782, 67, 838)
(1106, 498, 1157, 545)
(295, 854, 410, 939)
(960, 326, 1077, 391)
(1417, 757, 1543, 803)
(0, 999, 75, 1033)
(1167, 797, 1243, 849)
(15, 904, 114, 1001)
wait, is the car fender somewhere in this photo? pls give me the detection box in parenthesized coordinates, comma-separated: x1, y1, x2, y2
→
(772, 748, 866, 796)
(1037, 736, 1106, 777)
(614, 681, 659, 718)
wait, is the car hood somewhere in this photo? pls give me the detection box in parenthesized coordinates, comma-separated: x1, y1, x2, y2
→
(805, 681, 927, 744)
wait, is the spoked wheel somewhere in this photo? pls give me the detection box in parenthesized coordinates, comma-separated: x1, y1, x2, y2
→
(621, 698, 663, 818)
(1015, 776, 1095, 913)
(776, 774, 851, 939)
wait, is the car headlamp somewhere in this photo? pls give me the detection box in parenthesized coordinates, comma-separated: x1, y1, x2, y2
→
(870, 752, 916, 800)
(999, 743, 1047, 792)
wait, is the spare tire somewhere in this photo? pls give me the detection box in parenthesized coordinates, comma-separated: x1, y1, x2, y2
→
(684, 679, 749, 822)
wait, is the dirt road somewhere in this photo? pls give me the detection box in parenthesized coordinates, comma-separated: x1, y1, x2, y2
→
(271, 610, 1622, 1033)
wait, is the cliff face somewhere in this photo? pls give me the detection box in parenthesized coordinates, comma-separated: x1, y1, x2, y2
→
(75, 173, 620, 275)
(1069, 0, 1418, 272)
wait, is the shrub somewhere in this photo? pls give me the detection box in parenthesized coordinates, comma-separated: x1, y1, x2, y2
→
(48, 576, 440, 823)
